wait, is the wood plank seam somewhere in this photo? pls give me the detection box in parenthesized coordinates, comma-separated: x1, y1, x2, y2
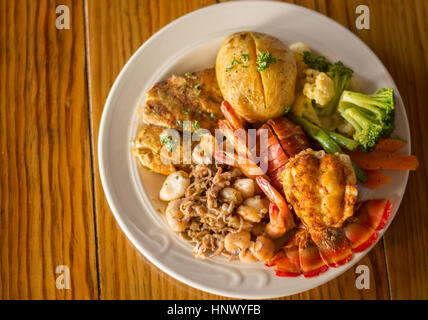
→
(82, 0, 102, 300)
(381, 238, 392, 299)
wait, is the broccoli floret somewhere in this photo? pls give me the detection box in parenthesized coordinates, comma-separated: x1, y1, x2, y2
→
(340, 108, 383, 152)
(337, 88, 395, 152)
(338, 88, 395, 142)
(303, 51, 330, 72)
(338, 88, 395, 137)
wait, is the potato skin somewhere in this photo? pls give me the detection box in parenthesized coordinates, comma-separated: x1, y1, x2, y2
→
(216, 31, 297, 123)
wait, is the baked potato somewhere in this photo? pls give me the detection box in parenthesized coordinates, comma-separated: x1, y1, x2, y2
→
(216, 31, 297, 123)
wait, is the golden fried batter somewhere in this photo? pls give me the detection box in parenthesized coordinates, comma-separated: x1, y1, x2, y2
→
(281, 149, 357, 230)
(142, 68, 223, 132)
(133, 124, 176, 175)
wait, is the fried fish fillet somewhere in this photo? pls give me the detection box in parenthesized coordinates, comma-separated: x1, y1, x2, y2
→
(133, 124, 176, 175)
(142, 68, 223, 131)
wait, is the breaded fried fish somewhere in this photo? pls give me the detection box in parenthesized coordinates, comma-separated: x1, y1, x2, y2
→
(133, 124, 176, 175)
(142, 68, 223, 131)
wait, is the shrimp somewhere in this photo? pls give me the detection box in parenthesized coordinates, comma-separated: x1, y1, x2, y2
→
(255, 176, 295, 238)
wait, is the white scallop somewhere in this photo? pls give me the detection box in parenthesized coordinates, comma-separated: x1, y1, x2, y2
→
(159, 171, 190, 202)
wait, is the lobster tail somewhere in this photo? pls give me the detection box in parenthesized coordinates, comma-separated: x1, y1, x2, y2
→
(267, 230, 301, 277)
(269, 165, 286, 193)
(298, 232, 329, 278)
(267, 228, 328, 278)
(310, 228, 353, 267)
(344, 220, 378, 253)
(364, 199, 392, 231)
(268, 117, 311, 158)
(257, 124, 289, 175)
(344, 199, 392, 252)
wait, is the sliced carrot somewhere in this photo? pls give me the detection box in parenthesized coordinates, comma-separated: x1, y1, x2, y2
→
(375, 138, 407, 152)
(363, 170, 392, 189)
(348, 150, 419, 171)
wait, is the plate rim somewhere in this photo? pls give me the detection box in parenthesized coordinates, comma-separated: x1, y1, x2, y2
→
(98, 0, 410, 299)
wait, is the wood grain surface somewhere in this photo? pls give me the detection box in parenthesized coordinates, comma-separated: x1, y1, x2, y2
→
(0, 0, 98, 299)
(1, 0, 427, 300)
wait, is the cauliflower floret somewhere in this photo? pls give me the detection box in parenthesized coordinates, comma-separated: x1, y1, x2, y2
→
(303, 69, 335, 106)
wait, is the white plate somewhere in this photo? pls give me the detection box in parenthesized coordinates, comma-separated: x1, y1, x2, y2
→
(98, 1, 410, 299)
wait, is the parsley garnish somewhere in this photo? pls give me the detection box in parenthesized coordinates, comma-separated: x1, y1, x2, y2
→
(226, 56, 243, 72)
(185, 72, 192, 78)
(210, 113, 216, 119)
(183, 108, 191, 115)
(256, 51, 277, 72)
(160, 133, 176, 152)
(192, 121, 200, 130)
(231, 56, 242, 65)
(194, 84, 202, 98)
(241, 65, 248, 69)
(281, 106, 291, 116)
(242, 53, 249, 62)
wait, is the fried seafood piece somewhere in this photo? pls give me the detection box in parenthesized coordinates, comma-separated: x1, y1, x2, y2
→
(281, 149, 358, 230)
(142, 68, 223, 131)
(133, 124, 176, 175)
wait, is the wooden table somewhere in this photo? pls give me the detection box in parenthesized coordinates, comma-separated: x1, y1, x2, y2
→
(1, 0, 427, 300)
